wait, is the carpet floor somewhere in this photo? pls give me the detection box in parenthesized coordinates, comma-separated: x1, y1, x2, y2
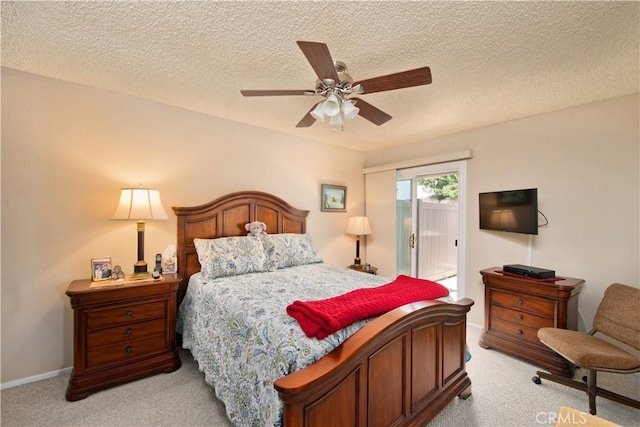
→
(1, 325, 638, 426)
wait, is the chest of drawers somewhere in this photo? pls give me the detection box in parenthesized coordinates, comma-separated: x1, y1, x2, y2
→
(65, 274, 182, 401)
(478, 267, 583, 378)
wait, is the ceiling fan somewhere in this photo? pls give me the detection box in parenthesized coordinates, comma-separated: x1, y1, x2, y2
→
(240, 41, 432, 128)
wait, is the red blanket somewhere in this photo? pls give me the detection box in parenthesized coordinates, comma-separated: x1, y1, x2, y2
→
(286, 275, 449, 339)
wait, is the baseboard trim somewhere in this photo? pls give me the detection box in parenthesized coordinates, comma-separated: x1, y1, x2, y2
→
(467, 321, 483, 330)
(1, 366, 72, 390)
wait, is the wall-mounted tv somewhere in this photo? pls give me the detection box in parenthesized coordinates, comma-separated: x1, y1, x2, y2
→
(479, 188, 538, 235)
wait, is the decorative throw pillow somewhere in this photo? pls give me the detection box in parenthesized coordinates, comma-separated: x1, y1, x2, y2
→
(263, 233, 323, 270)
(194, 236, 269, 279)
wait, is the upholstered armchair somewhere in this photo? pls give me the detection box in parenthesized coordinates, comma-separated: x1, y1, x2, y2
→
(532, 283, 640, 415)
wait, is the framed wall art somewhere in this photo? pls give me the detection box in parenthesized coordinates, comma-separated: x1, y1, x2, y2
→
(321, 184, 347, 212)
(91, 257, 112, 281)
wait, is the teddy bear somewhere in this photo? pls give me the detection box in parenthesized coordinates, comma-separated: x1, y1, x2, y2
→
(245, 221, 267, 236)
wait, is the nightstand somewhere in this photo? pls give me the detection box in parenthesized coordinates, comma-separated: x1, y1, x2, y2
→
(65, 274, 182, 401)
(478, 267, 583, 378)
(348, 264, 378, 275)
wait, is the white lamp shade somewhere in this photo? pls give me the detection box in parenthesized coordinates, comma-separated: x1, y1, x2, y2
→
(341, 100, 360, 121)
(323, 94, 341, 117)
(329, 113, 344, 126)
(111, 188, 168, 220)
(345, 216, 372, 236)
(310, 102, 326, 122)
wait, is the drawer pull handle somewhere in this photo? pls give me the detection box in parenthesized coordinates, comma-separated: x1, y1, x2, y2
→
(517, 300, 523, 305)
(125, 328, 133, 336)
(125, 310, 133, 317)
(125, 346, 133, 353)
(516, 329, 523, 336)
(516, 315, 523, 321)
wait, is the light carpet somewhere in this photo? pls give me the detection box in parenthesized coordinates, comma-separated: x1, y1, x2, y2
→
(1, 326, 638, 426)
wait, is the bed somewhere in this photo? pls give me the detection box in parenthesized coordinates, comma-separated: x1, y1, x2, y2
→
(173, 191, 474, 427)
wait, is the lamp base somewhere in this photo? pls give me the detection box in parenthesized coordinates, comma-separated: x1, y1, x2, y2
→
(130, 261, 151, 280)
(128, 272, 153, 281)
(134, 260, 148, 274)
(348, 263, 376, 274)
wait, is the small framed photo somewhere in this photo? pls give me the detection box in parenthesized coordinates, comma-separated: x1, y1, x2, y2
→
(91, 257, 112, 282)
(321, 184, 347, 212)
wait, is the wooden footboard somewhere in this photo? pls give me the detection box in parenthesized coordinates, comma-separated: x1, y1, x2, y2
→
(274, 298, 474, 427)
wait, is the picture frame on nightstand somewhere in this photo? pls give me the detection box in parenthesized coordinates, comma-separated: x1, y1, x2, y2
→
(91, 257, 112, 281)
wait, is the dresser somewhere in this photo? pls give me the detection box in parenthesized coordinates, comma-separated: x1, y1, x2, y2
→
(65, 274, 182, 401)
(478, 267, 583, 378)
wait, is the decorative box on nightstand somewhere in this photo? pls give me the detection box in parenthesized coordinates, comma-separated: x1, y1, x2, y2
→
(65, 274, 182, 401)
(348, 264, 378, 275)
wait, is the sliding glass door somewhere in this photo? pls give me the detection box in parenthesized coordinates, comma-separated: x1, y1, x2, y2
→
(396, 161, 466, 298)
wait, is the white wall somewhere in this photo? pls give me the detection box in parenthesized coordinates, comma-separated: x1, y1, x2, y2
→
(0, 68, 368, 383)
(365, 94, 639, 328)
(364, 170, 397, 276)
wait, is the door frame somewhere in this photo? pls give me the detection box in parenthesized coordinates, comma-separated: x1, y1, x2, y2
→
(397, 160, 467, 298)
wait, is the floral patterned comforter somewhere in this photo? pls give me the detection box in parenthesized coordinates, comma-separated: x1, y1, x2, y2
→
(176, 263, 391, 427)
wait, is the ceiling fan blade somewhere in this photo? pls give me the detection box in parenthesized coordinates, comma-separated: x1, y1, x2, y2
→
(296, 104, 318, 128)
(352, 98, 392, 125)
(241, 90, 311, 96)
(354, 67, 432, 94)
(296, 41, 339, 82)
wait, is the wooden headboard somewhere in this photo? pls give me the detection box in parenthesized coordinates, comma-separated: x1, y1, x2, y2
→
(172, 191, 309, 304)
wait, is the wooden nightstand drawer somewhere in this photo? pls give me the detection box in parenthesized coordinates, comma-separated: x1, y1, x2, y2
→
(66, 274, 182, 401)
(491, 290, 554, 318)
(490, 317, 542, 346)
(87, 335, 167, 368)
(87, 318, 166, 349)
(86, 300, 167, 331)
(490, 305, 554, 330)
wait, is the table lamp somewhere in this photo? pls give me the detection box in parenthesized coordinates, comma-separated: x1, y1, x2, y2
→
(345, 216, 372, 266)
(111, 186, 168, 279)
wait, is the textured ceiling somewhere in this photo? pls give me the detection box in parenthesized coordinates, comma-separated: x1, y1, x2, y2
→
(2, 1, 638, 152)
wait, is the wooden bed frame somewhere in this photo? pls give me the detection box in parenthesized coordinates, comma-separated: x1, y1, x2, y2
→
(173, 191, 474, 427)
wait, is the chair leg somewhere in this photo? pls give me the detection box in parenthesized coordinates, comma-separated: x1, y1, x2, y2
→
(587, 370, 597, 415)
(534, 370, 587, 393)
(534, 370, 640, 414)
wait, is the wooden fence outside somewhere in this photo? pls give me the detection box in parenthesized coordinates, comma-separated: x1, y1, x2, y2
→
(396, 200, 458, 281)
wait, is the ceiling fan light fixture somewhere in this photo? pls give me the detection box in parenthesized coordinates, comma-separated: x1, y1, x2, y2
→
(323, 94, 341, 117)
(310, 102, 326, 121)
(341, 99, 360, 121)
(329, 113, 344, 126)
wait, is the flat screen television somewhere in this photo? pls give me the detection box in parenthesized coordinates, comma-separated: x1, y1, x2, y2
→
(479, 188, 538, 235)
